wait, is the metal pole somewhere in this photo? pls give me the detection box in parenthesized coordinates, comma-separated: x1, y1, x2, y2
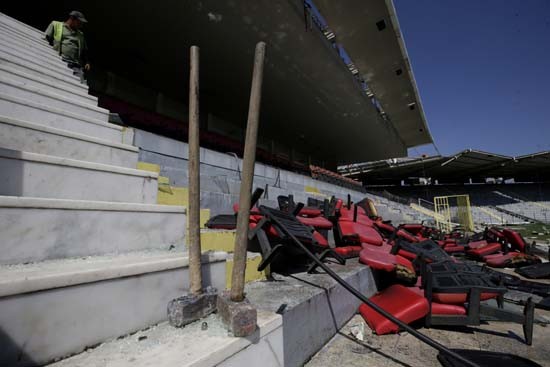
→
(231, 42, 266, 302)
(188, 46, 202, 296)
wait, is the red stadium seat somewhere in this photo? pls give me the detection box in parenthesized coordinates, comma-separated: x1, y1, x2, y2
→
(359, 246, 414, 273)
(334, 246, 362, 258)
(339, 221, 383, 246)
(409, 287, 467, 315)
(297, 216, 333, 229)
(467, 242, 501, 257)
(359, 285, 429, 335)
(298, 207, 323, 217)
(502, 229, 528, 253)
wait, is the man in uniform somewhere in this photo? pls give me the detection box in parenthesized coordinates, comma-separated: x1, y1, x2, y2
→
(44, 11, 90, 83)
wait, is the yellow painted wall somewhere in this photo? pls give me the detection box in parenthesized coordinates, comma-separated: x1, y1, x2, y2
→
(225, 255, 266, 289)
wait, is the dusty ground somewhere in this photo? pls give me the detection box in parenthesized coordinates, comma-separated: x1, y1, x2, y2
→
(306, 312, 550, 367)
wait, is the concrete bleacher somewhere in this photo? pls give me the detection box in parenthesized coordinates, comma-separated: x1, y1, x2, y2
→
(0, 13, 231, 366)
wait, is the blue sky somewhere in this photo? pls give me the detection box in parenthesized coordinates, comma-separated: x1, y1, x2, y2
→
(394, 1, 550, 157)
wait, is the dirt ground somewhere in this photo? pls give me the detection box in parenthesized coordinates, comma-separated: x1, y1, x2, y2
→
(306, 312, 550, 367)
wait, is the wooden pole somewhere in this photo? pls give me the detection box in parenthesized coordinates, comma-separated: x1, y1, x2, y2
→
(188, 45, 202, 296)
(231, 42, 266, 302)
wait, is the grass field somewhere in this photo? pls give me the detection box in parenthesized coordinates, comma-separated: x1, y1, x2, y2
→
(506, 222, 550, 243)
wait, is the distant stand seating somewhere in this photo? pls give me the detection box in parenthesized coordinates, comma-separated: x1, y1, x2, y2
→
(310, 165, 366, 192)
(367, 183, 550, 225)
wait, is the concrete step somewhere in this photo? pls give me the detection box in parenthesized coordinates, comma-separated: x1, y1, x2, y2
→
(0, 76, 109, 121)
(0, 30, 68, 69)
(0, 148, 158, 204)
(0, 53, 89, 95)
(0, 250, 227, 366)
(0, 52, 88, 93)
(0, 32, 71, 72)
(0, 36, 66, 68)
(0, 46, 78, 82)
(0, 115, 137, 167)
(0, 22, 57, 56)
(0, 12, 43, 39)
(0, 33, 68, 69)
(0, 196, 187, 265)
(0, 63, 97, 105)
(0, 64, 98, 107)
(49, 311, 282, 367)
(0, 93, 121, 142)
(0, 49, 80, 83)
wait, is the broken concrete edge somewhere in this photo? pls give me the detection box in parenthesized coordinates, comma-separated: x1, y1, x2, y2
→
(217, 290, 258, 337)
(168, 286, 218, 328)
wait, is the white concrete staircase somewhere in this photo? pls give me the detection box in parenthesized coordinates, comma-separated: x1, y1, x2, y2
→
(0, 12, 226, 367)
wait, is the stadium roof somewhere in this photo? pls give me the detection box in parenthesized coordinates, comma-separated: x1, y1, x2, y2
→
(4, 0, 432, 165)
(314, 0, 433, 148)
(339, 149, 550, 184)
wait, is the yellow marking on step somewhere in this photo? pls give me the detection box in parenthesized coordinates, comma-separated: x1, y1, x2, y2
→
(200, 209, 211, 229)
(305, 185, 320, 193)
(225, 255, 266, 289)
(158, 187, 188, 206)
(191, 230, 236, 252)
(137, 162, 161, 174)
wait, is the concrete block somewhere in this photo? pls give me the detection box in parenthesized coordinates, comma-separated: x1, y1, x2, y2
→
(167, 286, 218, 327)
(0, 116, 138, 168)
(217, 290, 257, 337)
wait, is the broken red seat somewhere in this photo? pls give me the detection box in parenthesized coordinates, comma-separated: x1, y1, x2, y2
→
(502, 228, 528, 252)
(334, 246, 363, 258)
(373, 221, 397, 235)
(362, 241, 393, 253)
(432, 291, 500, 305)
(401, 224, 424, 235)
(233, 203, 261, 215)
(298, 207, 323, 217)
(312, 231, 329, 247)
(467, 241, 501, 257)
(468, 240, 488, 249)
(297, 215, 333, 229)
(359, 285, 429, 335)
(409, 287, 467, 316)
(249, 222, 328, 247)
(396, 229, 419, 243)
(484, 252, 541, 268)
(339, 221, 383, 246)
(359, 246, 414, 273)
(340, 205, 367, 219)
